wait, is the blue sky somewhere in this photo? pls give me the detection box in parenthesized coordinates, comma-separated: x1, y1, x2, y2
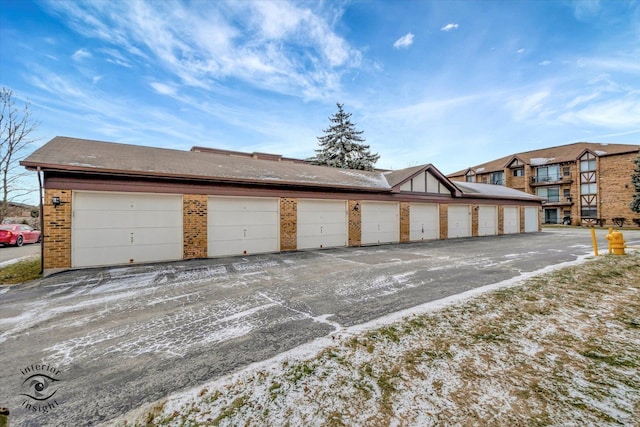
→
(1, 0, 639, 184)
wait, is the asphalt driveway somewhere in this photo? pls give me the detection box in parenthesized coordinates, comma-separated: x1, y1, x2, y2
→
(1, 228, 639, 426)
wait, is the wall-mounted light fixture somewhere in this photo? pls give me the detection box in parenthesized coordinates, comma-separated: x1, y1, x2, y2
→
(353, 202, 360, 212)
(51, 196, 61, 208)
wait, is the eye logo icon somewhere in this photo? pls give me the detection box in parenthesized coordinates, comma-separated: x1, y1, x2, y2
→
(21, 374, 60, 401)
(19, 364, 62, 414)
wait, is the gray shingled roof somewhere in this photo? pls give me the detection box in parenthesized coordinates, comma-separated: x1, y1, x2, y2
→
(454, 182, 543, 201)
(22, 137, 391, 191)
(448, 142, 640, 177)
(23, 137, 541, 202)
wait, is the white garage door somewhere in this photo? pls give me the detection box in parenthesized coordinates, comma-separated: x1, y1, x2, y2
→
(503, 206, 520, 234)
(361, 202, 399, 245)
(478, 206, 498, 236)
(297, 200, 347, 250)
(524, 207, 539, 232)
(409, 203, 439, 241)
(448, 205, 471, 238)
(208, 197, 279, 257)
(72, 192, 183, 268)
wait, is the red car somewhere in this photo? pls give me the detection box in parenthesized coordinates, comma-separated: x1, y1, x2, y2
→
(0, 224, 41, 247)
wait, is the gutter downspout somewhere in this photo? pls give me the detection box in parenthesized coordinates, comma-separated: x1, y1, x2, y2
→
(37, 166, 44, 275)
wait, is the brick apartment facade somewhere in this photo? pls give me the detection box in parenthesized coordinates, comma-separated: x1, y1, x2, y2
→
(448, 142, 640, 227)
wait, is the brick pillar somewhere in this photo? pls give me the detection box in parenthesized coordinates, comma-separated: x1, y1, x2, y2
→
(498, 206, 505, 235)
(348, 200, 361, 247)
(519, 206, 525, 233)
(280, 198, 297, 251)
(183, 195, 208, 259)
(400, 202, 410, 242)
(471, 205, 479, 237)
(439, 203, 448, 240)
(43, 189, 72, 270)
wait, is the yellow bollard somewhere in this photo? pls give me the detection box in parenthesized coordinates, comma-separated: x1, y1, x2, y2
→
(605, 229, 626, 256)
(591, 227, 599, 256)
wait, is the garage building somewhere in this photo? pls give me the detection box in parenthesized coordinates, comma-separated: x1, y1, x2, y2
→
(22, 137, 543, 275)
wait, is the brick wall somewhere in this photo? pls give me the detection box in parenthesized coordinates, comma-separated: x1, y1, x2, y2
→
(183, 195, 208, 259)
(599, 152, 640, 226)
(280, 198, 297, 251)
(519, 206, 525, 233)
(348, 200, 361, 246)
(43, 189, 72, 269)
(439, 203, 448, 239)
(400, 202, 410, 242)
(498, 205, 504, 235)
(510, 175, 526, 192)
(471, 205, 479, 237)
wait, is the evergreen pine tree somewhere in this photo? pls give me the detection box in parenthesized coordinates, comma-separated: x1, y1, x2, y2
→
(310, 103, 380, 171)
(630, 152, 640, 213)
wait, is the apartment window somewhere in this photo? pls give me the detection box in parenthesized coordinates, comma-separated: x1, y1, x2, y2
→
(537, 186, 560, 202)
(581, 207, 597, 218)
(581, 183, 597, 195)
(563, 166, 571, 176)
(580, 153, 596, 172)
(465, 171, 475, 183)
(481, 176, 488, 184)
(490, 171, 504, 185)
(536, 165, 560, 182)
(563, 188, 571, 198)
(513, 168, 524, 177)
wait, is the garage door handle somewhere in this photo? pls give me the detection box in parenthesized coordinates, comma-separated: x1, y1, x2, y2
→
(131, 233, 134, 243)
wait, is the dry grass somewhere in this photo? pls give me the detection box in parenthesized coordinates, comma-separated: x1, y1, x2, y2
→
(125, 254, 640, 427)
(0, 257, 41, 284)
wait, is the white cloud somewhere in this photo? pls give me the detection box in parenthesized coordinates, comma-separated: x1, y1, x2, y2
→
(516, 48, 525, 54)
(572, 0, 601, 22)
(560, 93, 640, 128)
(440, 23, 459, 32)
(539, 60, 551, 66)
(72, 48, 91, 61)
(150, 82, 177, 96)
(393, 33, 414, 49)
(43, 0, 360, 101)
(507, 90, 551, 121)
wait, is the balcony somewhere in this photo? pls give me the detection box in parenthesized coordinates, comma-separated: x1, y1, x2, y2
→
(541, 196, 573, 207)
(530, 174, 573, 187)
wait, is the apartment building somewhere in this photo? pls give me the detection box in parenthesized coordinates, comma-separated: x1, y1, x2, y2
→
(448, 142, 640, 226)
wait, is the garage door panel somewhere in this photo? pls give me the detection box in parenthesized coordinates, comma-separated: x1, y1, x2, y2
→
(132, 227, 182, 245)
(524, 207, 539, 232)
(132, 243, 183, 263)
(297, 200, 347, 250)
(73, 228, 132, 248)
(208, 197, 279, 257)
(361, 202, 399, 245)
(132, 211, 183, 228)
(410, 203, 439, 241)
(74, 210, 134, 229)
(478, 206, 498, 236)
(448, 205, 471, 238)
(72, 192, 183, 268)
(74, 247, 131, 266)
(503, 207, 519, 234)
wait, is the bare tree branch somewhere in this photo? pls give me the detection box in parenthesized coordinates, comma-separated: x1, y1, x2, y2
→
(0, 87, 39, 223)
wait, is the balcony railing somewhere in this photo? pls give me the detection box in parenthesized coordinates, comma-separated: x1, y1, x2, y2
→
(541, 196, 573, 205)
(531, 174, 573, 186)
